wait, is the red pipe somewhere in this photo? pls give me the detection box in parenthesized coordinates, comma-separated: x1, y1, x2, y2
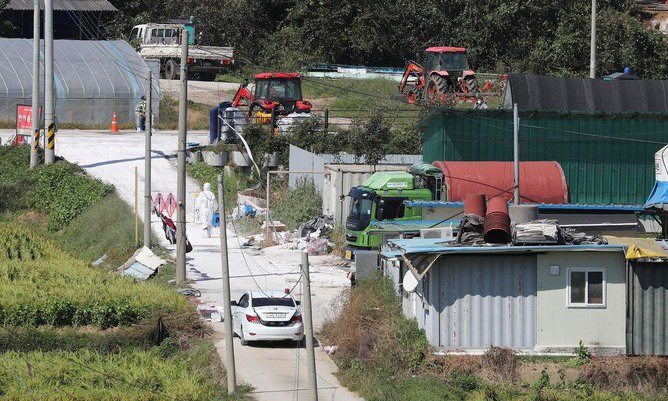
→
(483, 197, 511, 244)
(464, 193, 486, 218)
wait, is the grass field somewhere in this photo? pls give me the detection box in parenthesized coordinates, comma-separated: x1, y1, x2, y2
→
(0, 145, 251, 400)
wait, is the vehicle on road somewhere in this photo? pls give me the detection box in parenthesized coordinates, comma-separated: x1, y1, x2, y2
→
(129, 18, 234, 81)
(231, 290, 304, 345)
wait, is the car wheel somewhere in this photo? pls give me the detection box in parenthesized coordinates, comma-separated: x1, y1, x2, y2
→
(164, 59, 179, 80)
(240, 326, 248, 346)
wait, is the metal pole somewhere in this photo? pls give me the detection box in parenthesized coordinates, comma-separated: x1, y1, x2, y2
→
(513, 103, 520, 205)
(29, 0, 39, 170)
(301, 251, 318, 401)
(265, 170, 270, 239)
(144, 71, 152, 248)
(176, 30, 189, 284)
(589, 0, 596, 79)
(44, 0, 54, 164)
(217, 174, 237, 394)
(135, 166, 139, 247)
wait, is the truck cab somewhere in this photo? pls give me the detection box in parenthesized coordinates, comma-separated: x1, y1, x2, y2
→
(344, 170, 438, 260)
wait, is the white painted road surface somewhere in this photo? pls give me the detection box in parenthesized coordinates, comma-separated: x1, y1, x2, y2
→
(0, 129, 362, 401)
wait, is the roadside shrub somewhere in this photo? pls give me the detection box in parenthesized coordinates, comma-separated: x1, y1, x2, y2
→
(273, 180, 322, 230)
(322, 277, 430, 375)
(0, 146, 37, 213)
(29, 162, 113, 230)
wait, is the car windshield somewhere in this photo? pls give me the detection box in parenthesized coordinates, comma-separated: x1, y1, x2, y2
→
(252, 297, 295, 307)
(254, 79, 301, 101)
(427, 52, 469, 71)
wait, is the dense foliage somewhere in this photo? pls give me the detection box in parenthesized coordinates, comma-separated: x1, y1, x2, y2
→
(106, 0, 668, 78)
(0, 147, 113, 230)
(273, 181, 322, 230)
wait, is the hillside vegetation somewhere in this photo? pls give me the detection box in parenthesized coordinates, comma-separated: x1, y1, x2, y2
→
(107, 0, 668, 78)
(0, 146, 249, 400)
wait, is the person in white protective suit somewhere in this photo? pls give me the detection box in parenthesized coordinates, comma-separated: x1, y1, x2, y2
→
(195, 182, 217, 238)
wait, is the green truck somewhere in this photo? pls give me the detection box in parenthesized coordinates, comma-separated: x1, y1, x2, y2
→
(344, 166, 443, 261)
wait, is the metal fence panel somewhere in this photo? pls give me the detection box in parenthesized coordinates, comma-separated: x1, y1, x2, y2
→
(439, 254, 537, 349)
(628, 262, 668, 356)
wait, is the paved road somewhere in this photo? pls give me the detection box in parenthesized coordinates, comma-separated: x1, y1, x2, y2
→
(2, 129, 361, 401)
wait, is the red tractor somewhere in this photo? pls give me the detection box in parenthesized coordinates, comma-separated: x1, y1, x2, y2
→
(399, 46, 479, 104)
(232, 72, 312, 124)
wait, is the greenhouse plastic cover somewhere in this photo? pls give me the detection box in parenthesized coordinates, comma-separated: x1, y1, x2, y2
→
(0, 39, 159, 125)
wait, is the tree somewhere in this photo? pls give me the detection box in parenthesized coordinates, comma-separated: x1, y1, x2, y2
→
(348, 113, 391, 165)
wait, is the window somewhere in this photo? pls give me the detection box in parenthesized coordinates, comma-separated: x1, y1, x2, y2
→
(377, 197, 407, 220)
(568, 269, 605, 307)
(252, 297, 295, 307)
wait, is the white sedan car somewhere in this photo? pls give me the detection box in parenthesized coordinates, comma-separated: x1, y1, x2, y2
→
(231, 290, 304, 345)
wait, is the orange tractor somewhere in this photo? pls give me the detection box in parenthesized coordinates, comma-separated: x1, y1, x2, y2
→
(232, 72, 312, 124)
(399, 46, 479, 104)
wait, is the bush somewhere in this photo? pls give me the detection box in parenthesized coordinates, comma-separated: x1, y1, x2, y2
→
(28, 162, 113, 230)
(273, 180, 322, 230)
(322, 277, 429, 374)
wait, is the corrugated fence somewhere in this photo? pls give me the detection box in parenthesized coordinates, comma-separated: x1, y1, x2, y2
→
(422, 110, 668, 204)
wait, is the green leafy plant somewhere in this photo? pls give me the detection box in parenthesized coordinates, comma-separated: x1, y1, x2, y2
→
(272, 180, 322, 230)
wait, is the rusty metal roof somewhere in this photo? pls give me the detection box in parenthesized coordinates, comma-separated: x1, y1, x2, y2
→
(6, 0, 117, 11)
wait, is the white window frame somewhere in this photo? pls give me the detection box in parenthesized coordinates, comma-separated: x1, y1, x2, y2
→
(566, 268, 606, 308)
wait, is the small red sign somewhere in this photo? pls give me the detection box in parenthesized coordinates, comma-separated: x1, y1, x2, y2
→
(15, 104, 42, 146)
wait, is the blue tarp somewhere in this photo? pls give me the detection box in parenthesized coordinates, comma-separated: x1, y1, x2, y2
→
(645, 181, 668, 209)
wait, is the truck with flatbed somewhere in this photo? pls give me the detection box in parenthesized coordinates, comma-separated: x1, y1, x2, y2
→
(129, 19, 233, 81)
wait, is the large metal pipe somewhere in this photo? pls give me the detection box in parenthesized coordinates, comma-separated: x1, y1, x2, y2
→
(29, 0, 40, 169)
(176, 30, 189, 283)
(44, 0, 54, 164)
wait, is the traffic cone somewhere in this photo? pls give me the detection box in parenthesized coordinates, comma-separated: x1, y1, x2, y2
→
(110, 113, 119, 133)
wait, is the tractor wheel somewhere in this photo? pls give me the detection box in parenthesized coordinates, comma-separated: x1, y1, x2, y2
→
(464, 76, 480, 94)
(427, 76, 449, 103)
(164, 60, 179, 80)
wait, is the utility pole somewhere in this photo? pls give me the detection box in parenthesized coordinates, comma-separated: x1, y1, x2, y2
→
(589, 0, 596, 79)
(265, 170, 270, 239)
(144, 71, 152, 248)
(513, 103, 520, 205)
(44, 0, 55, 164)
(176, 30, 189, 284)
(29, 0, 40, 170)
(301, 251, 318, 401)
(217, 174, 237, 394)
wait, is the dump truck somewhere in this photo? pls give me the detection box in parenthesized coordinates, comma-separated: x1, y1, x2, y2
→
(129, 18, 234, 81)
(344, 166, 443, 261)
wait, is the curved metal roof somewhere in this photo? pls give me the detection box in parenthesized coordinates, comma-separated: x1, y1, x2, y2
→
(0, 38, 158, 124)
(6, 0, 117, 11)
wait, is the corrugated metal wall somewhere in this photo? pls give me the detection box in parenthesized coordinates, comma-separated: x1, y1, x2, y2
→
(438, 254, 537, 349)
(422, 110, 668, 204)
(627, 262, 668, 356)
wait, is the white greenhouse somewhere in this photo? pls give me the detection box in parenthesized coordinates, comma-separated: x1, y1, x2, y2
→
(0, 38, 160, 125)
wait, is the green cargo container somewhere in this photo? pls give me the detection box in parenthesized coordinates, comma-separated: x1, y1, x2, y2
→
(422, 110, 668, 205)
